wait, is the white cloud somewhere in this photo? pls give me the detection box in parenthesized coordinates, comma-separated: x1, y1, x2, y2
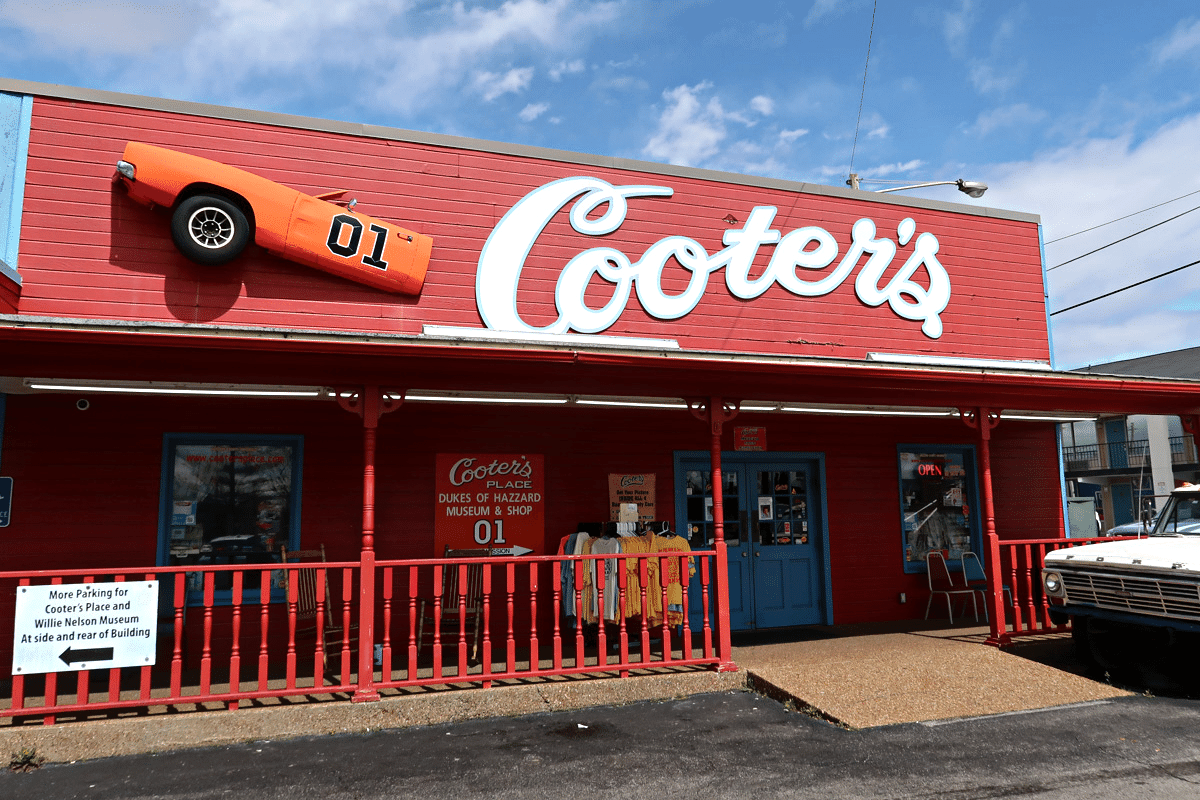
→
(592, 75, 650, 92)
(804, 0, 847, 28)
(472, 67, 535, 101)
(858, 159, 923, 178)
(942, 0, 977, 58)
(0, 0, 203, 56)
(642, 82, 727, 167)
(969, 62, 1018, 94)
(750, 95, 774, 115)
(519, 101, 550, 121)
(867, 125, 888, 139)
(779, 128, 809, 143)
(0, 0, 623, 117)
(1154, 18, 1200, 64)
(549, 58, 585, 80)
(968, 103, 1047, 136)
(981, 113, 1200, 368)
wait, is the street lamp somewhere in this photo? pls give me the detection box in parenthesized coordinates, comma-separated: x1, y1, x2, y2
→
(846, 173, 988, 199)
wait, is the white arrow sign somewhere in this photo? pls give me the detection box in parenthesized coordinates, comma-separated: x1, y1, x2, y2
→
(490, 546, 533, 556)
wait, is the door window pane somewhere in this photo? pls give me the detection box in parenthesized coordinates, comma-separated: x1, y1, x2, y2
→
(756, 470, 809, 545)
(683, 468, 739, 545)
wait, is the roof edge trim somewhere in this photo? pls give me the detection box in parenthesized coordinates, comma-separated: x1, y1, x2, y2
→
(0, 78, 1041, 225)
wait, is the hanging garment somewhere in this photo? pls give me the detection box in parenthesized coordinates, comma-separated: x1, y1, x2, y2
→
(561, 532, 581, 617)
(590, 536, 623, 623)
(617, 533, 651, 619)
(579, 536, 599, 624)
(652, 532, 696, 627)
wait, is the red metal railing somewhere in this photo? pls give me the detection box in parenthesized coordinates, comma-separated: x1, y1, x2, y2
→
(995, 536, 1137, 640)
(1, 549, 718, 725)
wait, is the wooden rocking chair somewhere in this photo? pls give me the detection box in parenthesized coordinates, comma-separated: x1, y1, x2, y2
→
(416, 547, 493, 664)
(280, 544, 357, 679)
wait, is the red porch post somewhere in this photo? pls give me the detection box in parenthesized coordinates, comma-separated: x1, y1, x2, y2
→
(961, 407, 1009, 646)
(1182, 415, 1200, 464)
(689, 397, 739, 672)
(336, 385, 403, 702)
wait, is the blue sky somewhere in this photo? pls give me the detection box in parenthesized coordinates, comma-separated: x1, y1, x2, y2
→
(2, 0, 1200, 370)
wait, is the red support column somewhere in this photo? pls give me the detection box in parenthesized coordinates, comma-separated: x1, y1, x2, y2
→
(962, 407, 1009, 647)
(337, 385, 403, 702)
(689, 397, 739, 672)
(1182, 415, 1200, 463)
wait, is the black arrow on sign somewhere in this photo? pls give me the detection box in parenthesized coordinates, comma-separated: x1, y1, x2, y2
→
(59, 646, 114, 666)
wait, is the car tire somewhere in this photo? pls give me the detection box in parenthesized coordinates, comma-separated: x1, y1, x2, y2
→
(171, 194, 250, 266)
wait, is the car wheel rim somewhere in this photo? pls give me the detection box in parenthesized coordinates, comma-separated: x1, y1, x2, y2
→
(187, 206, 236, 249)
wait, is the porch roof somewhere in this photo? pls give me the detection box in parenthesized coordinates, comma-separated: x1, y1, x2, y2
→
(3, 315, 1200, 417)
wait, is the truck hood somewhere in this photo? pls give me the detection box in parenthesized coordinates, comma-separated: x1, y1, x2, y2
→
(1044, 537, 1200, 571)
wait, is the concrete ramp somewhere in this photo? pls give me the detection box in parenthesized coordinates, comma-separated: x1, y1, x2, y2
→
(734, 624, 1130, 729)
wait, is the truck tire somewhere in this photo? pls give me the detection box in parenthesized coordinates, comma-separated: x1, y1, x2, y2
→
(1087, 619, 1142, 686)
(171, 194, 250, 266)
(1070, 617, 1099, 673)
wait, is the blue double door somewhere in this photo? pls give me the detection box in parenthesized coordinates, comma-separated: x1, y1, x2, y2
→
(676, 452, 829, 631)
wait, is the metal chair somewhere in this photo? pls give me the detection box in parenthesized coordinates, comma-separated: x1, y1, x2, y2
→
(961, 550, 1013, 623)
(925, 550, 979, 624)
(417, 547, 493, 664)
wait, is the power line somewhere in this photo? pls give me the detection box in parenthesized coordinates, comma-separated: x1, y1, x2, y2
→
(1045, 187, 1200, 244)
(1049, 258, 1200, 316)
(1046, 202, 1200, 271)
(847, 0, 877, 179)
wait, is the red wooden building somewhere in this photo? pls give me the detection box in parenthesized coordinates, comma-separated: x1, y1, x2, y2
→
(2, 79, 1200, 717)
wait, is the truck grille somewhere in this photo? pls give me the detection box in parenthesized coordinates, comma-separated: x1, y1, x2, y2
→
(1061, 568, 1200, 622)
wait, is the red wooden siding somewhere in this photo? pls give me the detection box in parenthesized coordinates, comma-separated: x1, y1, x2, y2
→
(0, 391, 1063, 658)
(15, 97, 1050, 363)
(0, 271, 17, 313)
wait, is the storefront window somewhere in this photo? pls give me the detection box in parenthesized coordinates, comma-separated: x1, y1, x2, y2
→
(157, 434, 303, 603)
(898, 446, 980, 573)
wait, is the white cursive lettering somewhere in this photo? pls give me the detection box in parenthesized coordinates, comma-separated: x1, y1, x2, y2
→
(476, 178, 953, 339)
(449, 457, 535, 487)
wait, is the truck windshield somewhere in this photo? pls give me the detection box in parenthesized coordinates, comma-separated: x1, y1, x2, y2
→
(1152, 494, 1200, 535)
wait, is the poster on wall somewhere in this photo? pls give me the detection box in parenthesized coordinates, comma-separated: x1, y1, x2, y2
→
(0, 476, 12, 527)
(734, 427, 766, 451)
(435, 454, 544, 556)
(608, 473, 656, 523)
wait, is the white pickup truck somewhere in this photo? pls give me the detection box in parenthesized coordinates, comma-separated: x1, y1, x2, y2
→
(1042, 484, 1200, 688)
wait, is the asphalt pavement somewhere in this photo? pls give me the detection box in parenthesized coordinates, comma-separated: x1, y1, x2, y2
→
(4, 689, 1200, 799)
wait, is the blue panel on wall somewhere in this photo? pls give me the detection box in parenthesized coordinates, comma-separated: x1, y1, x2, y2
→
(0, 91, 32, 280)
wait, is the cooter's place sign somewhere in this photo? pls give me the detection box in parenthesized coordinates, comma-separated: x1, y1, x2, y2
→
(478, 177, 952, 339)
(12, 582, 158, 674)
(435, 454, 545, 556)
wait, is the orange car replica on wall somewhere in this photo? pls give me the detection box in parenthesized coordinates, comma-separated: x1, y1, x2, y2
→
(115, 142, 432, 295)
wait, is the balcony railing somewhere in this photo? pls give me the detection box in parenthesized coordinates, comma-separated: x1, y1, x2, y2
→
(1170, 435, 1198, 464)
(1063, 439, 1150, 472)
(1, 549, 721, 725)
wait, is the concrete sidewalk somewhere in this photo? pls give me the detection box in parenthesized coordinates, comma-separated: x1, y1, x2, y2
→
(2, 622, 1129, 764)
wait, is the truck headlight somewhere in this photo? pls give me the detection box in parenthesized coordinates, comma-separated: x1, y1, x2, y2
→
(1043, 570, 1064, 597)
(116, 160, 135, 180)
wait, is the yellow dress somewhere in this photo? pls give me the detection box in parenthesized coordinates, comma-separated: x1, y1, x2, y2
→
(651, 533, 695, 627)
